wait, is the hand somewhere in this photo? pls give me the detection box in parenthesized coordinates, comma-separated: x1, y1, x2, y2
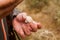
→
(12, 12, 42, 38)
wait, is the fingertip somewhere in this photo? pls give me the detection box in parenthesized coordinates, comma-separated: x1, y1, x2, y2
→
(37, 23, 42, 29)
(21, 12, 27, 20)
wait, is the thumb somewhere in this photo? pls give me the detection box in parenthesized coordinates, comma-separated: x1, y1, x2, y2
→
(16, 12, 27, 22)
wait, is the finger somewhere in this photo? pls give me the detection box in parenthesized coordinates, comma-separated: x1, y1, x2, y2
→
(16, 12, 27, 22)
(33, 21, 42, 29)
(12, 18, 26, 38)
(22, 24, 31, 36)
(37, 23, 42, 29)
(18, 26, 26, 38)
(26, 23, 32, 31)
(29, 22, 37, 32)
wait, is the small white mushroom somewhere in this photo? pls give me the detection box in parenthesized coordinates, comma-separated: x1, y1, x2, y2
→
(25, 16, 33, 23)
(19, 12, 27, 19)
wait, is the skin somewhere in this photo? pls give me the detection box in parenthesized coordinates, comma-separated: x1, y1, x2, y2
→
(0, 0, 42, 38)
(0, 0, 23, 19)
(12, 14, 41, 38)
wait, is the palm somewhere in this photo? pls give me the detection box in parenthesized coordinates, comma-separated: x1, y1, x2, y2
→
(13, 18, 31, 38)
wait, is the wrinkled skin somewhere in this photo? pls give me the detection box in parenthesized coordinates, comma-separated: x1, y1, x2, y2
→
(0, 0, 42, 38)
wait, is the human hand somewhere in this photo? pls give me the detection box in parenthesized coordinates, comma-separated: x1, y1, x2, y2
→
(12, 12, 42, 38)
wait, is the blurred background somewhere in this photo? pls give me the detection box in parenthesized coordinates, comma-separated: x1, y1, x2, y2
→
(16, 0, 60, 40)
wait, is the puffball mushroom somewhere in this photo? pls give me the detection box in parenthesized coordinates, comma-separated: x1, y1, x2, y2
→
(25, 16, 34, 23)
